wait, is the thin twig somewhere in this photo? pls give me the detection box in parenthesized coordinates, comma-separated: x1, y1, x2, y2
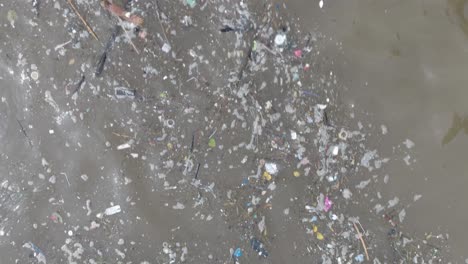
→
(194, 163, 201, 179)
(16, 119, 33, 147)
(353, 222, 370, 261)
(71, 75, 85, 96)
(112, 132, 130, 138)
(155, 0, 169, 43)
(117, 17, 140, 54)
(95, 26, 119, 76)
(190, 133, 195, 153)
(67, 0, 99, 41)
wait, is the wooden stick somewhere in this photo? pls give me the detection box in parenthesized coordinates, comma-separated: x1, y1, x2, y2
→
(353, 222, 370, 261)
(155, 0, 169, 43)
(117, 17, 140, 54)
(67, 0, 99, 41)
(16, 119, 33, 147)
(112, 132, 130, 138)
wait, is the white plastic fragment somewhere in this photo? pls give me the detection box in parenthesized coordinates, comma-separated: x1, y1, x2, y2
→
(403, 139, 415, 149)
(104, 205, 121, 216)
(387, 197, 399, 208)
(355, 179, 371, 189)
(361, 150, 377, 170)
(117, 139, 134, 150)
(173, 202, 185, 210)
(398, 209, 406, 223)
(31, 71, 39, 81)
(162, 43, 171, 53)
(332, 146, 339, 156)
(115, 248, 126, 259)
(384, 175, 389, 184)
(7, 10, 17, 28)
(317, 104, 327, 110)
(381, 125, 388, 135)
(274, 33, 287, 47)
(342, 189, 352, 199)
(403, 155, 411, 165)
(290, 130, 297, 140)
(413, 194, 422, 202)
(117, 143, 131, 150)
(80, 174, 88, 181)
(49, 175, 56, 184)
(265, 162, 278, 175)
(241, 155, 248, 164)
(44, 90, 60, 112)
(258, 216, 266, 233)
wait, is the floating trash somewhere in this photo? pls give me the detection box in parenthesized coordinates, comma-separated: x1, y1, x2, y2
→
(114, 87, 135, 100)
(104, 205, 121, 216)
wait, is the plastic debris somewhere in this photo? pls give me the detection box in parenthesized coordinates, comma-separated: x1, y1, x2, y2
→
(31, 71, 39, 81)
(342, 189, 353, 199)
(265, 162, 279, 175)
(290, 130, 298, 140)
(294, 49, 302, 58)
(324, 196, 333, 212)
(316, 232, 324, 240)
(387, 197, 399, 208)
(403, 139, 415, 149)
(262, 171, 272, 181)
(399, 209, 406, 223)
(208, 138, 216, 148)
(114, 87, 136, 100)
(50, 212, 63, 223)
(104, 205, 121, 216)
(173, 202, 185, 210)
(23, 242, 46, 264)
(1, 1, 449, 263)
(251, 238, 268, 258)
(332, 146, 339, 156)
(274, 32, 287, 48)
(355, 254, 365, 262)
(7, 10, 17, 28)
(233, 248, 243, 259)
(162, 43, 172, 53)
(117, 139, 134, 150)
(338, 129, 348, 140)
(258, 216, 266, 233)
(186, 0, 196, 8)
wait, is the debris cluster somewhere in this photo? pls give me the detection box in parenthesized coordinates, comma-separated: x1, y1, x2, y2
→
(0, 0, 448, 263)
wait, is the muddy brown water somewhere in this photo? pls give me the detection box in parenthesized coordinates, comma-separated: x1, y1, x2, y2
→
(286, 0, 468, 261)
(1, 0, 468, 263)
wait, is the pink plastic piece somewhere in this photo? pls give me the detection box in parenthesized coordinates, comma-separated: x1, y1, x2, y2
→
(324, 196, 333, 212)
(294, 49, 303, 58)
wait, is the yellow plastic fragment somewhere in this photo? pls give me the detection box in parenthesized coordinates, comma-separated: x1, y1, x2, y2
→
(313, 225, 318, 233)
(316, 232, 324, 240)
(262, 171, 272, 181)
